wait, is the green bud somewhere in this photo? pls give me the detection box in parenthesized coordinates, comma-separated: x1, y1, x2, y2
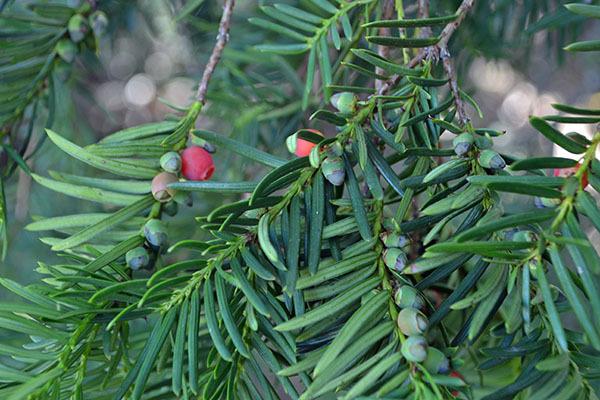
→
(326, 142, 343, 157)
(401, 335, 428, 362)
(89, 11, 108, 37)
(452, 133, 474, 156)
(68, 14, 88, 43)
(562, 176, 579, 197)
(397, 307, 428, 336)
(56, 39, 77, 63)
(173, 191, 193, 207)
(512, 230, 534, 242)
(144, 219, 168, 248)
(474, 134, 493, 150)
(423, 347, 450, 374)
(321, 156, 345, 186)
(566, 131, 591, 146)
(477, 149, 505, 170)
(330, 92, 357, 114)
(160, 151, 182, 173)
(381, 231, 408, 248)
(126, 247, 150, 270)
(394, 286, 425, 310)
(383, 248, 407, 271)
(286, 133, 298, 154)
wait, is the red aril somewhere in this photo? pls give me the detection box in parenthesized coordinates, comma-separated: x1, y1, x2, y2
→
(181, 146, 215, 181)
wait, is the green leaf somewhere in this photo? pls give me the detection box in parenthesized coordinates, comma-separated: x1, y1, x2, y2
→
(427, 241, 533, 254)
(529, 117, 587, 154)
(230, 257, 270, 316)
(48, 171, 151, 194)
(366, 35, 440, 47)
(32, 174, 144, 206)
(342, 352, 402, 399)
(204, 277, 232, 361)
(536, 353, 569, 371)
(551, 103, 600, 116)
(168, 181, 258, 193)
(172, 299, 188, 396)
(468, 175, 564, 187)
(308, 172, 324, 274)
(565, 3, 600, 18)
(363, 14, 458, 28)
(510, 157, 578, 171)
(303, 45, 316, 110)
(343, 154, 372, 240)
(275, 276, 379, 331)
(51, 195, 153, 251)
(295, 252, 376, 290)
(99, 121, 177, 144)
(576, 191, 600, 232)
(193, 130, 286, 168)
(565, 40, 600, 52)
(188, 289, 200, 394)
(46, 129, 158, 178)
(535, 264, 568, 352)
(455, 209, 555, 242)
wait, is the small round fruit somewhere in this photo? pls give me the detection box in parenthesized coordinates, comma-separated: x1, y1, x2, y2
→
(394, 286, 425, 310)
(397, 307, 428, 336)
(151, 172, 178, 202)
(424, 348, 450, 374)
(321, 156, 345, 186)
(144, 219, 168, 247)
(126, 247, 150, 270)
(56, 39, 77, 63)
(89, 11, 108, 37)
(401, 335, 428, 362)
(452, 133, 474, 156)
(181, 146, 215, 181)
(383, 248, 407, 271)
(381, 231, 409, 248)
(68, 14, 88, 43)
(160, 151, 182, 173)
(287, 129, 323, 157)
(553, 163, 588, 188)
(330, 92, 357, 114)
(477, 149, 505, 170)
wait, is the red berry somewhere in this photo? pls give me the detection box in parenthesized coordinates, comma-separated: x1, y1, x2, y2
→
(295, 129, 323, 157)
(553, 163, 588, 188)
(449, 371, 465, 397)
(181, 146, 215, 181)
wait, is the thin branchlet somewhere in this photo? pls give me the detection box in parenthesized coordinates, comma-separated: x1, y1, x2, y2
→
(196, 0, 236, 104)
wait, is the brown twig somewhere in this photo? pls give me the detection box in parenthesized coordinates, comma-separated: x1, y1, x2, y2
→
(195, 0, 235, 104)
(378, 0, 475, 112)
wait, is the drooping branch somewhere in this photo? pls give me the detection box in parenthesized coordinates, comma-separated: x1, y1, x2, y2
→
(196, 0, 236, 104)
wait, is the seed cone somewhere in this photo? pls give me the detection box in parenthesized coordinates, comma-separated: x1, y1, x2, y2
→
(401, 335, 428, 362)
(126, 247, 150, 270)
(321, 156, 345, 186)
(424, 347, 450, 374)
(68, 14, 88, 43)
(144, 219, 168, 247)
(383, 247, 407, 271)
(397, 307, 428, 336)
(394, 286, 425, 310)
(477, 149, 505, 170)
(452, 133, 474, 156)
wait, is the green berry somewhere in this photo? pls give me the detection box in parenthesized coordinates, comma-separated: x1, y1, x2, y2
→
(424, 347, 450, 374)
(383, 248, 407, 271)
(321, 156, 345, 186)
(89, 11, 108, 37)
(286, 133, 298, 154)
(401, 335, 428, 362)
(68, 14, 88, 43)
(160, 151, 182, 173)
(126, 247, 150, 270)
(330, 92, 357, 114)
(144, 219, 168, 247)
(452, 133, 474, 156)
(397, 307, 428, 336)
(381, 231, 408, 248)
(478, 149, 505, 170)
(56, 39, 77, 63)
(394, 286, 425, 310)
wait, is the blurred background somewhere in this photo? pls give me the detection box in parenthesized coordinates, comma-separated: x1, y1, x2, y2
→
(1, 0, 599, 286)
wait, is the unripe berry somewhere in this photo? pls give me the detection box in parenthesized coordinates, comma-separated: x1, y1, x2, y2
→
(424, 347, 451, 374)
(321, 156, 345, 186)
(151, 172, 178, 202)
(397, 307, 428, 336)
(286, 129, 323, 157)
(401, 335, 428, 362)
(68, 14, 88, 43)
(381, 231, 409, 248)
(383, 247, 407, 271)
(477, 149, 505, 170)
(89, 11, 108, 37)
(56, 39, 77, 63)
(330, 92, 357, 114)
(144, 219, 167, 248)
(126, 247, 150, 270)
(553, 163, 588, 188)
(452, 132, 474, 156)
(160, 151, 182, 173)
(394, 286, 425, 310)
(181, 146, 215, 181)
